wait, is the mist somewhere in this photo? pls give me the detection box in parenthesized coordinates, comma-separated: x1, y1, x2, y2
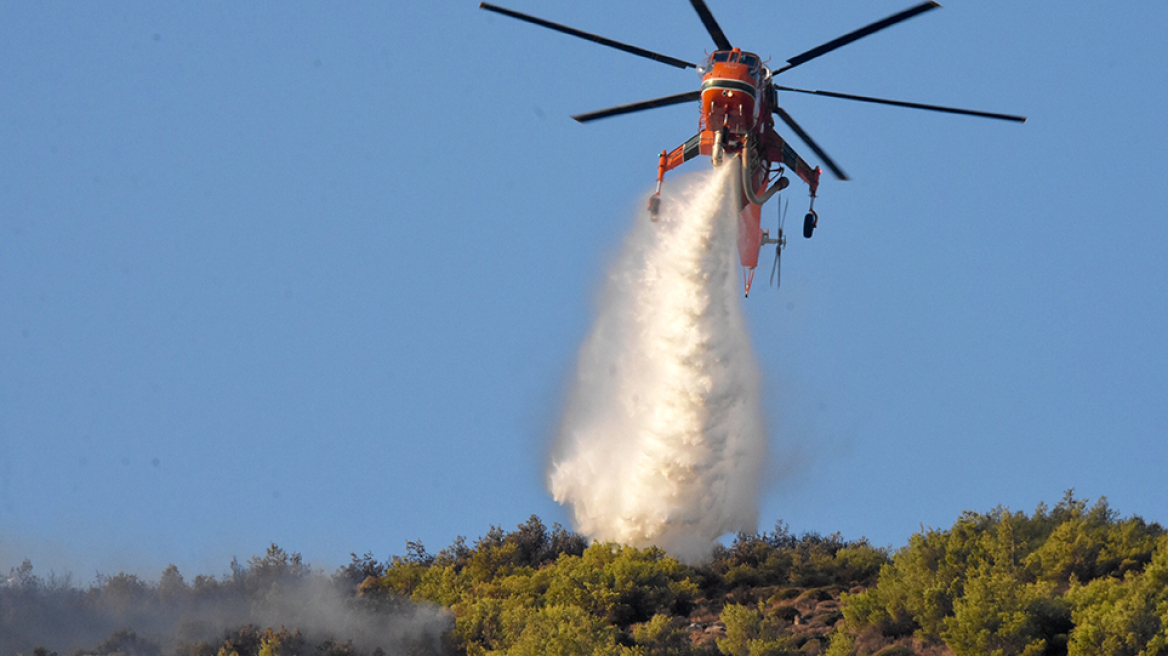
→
(1, 548, 451, 656)
(549, 161, 767, 563)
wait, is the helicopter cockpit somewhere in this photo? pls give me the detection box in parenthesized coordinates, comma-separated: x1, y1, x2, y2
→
(698, 50, 762, 81)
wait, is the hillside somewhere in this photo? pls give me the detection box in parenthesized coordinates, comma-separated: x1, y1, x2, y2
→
(5, 493, 1167, 656)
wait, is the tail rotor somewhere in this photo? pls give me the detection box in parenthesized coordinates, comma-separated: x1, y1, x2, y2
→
(766, 195, 789, 288)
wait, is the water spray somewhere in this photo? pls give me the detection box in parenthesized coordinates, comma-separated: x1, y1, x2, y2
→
(549, 161, 766, 563)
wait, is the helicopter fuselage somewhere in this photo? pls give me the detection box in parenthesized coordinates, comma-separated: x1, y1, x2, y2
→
(700, 48, 762, 140)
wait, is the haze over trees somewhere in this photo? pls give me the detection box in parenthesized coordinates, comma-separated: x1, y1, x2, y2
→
(5, 493, 1167, 656)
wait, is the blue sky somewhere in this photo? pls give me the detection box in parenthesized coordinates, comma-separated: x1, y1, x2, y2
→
(3, 1, 1166, 580)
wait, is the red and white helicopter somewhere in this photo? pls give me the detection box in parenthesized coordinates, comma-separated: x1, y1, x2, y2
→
(480, 1, 1026, 294)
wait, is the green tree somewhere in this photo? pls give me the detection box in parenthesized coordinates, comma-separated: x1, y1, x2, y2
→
(544, 543, 697, 626)
(98, 573, 152, 620)
(498, 604, 636, 656)
(836, 494, 1157, 654)
(1067, 534, 1168, 656)
(941, 568, 1057, 656)
(717, 603, 793, 656)
(633, 613, 694, 656)
(158, 564, 188, 605)
(237, 543, 311, 599)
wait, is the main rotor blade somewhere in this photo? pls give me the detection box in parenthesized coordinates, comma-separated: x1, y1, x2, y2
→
(479, 3, 694, 69)
(774, 85, 1027, 122)
(773, 106, 849, 180)
(689, 0, 733, 51)
(572, 90, 702, 123)
(775, 1, 940, 74)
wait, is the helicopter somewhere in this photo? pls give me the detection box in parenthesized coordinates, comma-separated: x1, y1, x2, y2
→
(479, 1, 1026, 294)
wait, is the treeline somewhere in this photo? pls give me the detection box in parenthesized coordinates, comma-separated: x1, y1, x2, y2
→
(2, 544, 450, 656)
(358, 517, 887, 655)
(8, 493, 1167, 656)
(829, 492, 1168, 656)
(359, 495, 1168, 655)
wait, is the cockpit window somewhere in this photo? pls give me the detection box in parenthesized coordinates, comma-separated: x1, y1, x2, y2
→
(741, 54, 760, 76)
(712, 52, 730, 63)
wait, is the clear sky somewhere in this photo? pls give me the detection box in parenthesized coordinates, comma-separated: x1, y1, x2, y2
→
(3, 1, 1166, 581)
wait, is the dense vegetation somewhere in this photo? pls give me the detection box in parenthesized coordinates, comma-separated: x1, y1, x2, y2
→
(830, 492, 1168, 656)
(7, 493, 1168, 656)
(360, 517, 885, 656)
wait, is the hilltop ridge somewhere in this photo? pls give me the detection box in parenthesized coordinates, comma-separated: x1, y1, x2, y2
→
(6, 493, 1167, 656)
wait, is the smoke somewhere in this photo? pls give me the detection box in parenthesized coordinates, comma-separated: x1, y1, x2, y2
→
(549, 161, 766, 563)
(1, 554, 451, 656)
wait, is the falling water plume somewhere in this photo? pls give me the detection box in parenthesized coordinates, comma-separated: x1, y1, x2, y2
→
(549, 160, 765, 563)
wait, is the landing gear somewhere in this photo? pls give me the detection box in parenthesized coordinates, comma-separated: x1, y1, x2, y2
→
(803, 210, 818, 239)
